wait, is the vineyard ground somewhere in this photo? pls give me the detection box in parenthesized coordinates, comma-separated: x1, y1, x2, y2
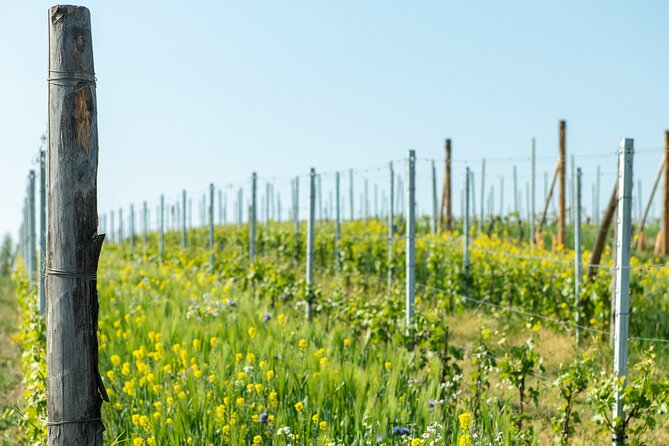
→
(441, 308, 669, 444)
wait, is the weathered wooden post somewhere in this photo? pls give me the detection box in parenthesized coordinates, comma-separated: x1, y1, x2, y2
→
(660, 131, 669, 255)
(46, 5, 107, 444)
(587, 183, 618, 280)
(440, 139, 452, 231)
(596, 165, 601, 224)
(558, 120, 567, 246)
(637, 158, 664, 250)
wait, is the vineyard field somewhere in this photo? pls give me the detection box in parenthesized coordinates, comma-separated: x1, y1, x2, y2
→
(9, 220, 669, 445)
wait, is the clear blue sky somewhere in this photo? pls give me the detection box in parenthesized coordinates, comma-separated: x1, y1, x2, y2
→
(2, 1, 668, 241)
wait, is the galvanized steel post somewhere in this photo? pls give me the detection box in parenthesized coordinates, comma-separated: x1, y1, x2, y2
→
(181, 190, 187, 248)
(210, 183, 215, 272)
(318, 174, 323, 222)
(306, 168, 316, 320)
(479, 159, 485, 231)
(335, 171, 341, 267)
(575, 167, 582, 344)
(612, 139, 634, 445)
(119, 208, 123, 243)
(160, 195, 165, 259)
(250, 173, 257, 263)
(39, 149, 46, 314)
(143, 201, 148, 248)
(28, 170, 36, 287)
(130, 204, 135, 250)
(349, 169, 354, 220)
(364, 178, 369, 221)
(431, 160, 437, 234)
(388, 162, 394, 289)
(531, 139, 536, 242)
(406, 150, 416, 333)
(110, 210, 115, 244)
(464, 168, 471, 276)
(513, 165, 518, 215)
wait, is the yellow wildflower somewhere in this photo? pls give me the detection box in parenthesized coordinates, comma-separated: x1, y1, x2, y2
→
(459, 434, 473, 446)
(459, 412, 472, 430)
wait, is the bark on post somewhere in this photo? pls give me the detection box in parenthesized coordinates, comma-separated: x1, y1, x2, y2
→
(47, 5, 107, 445)
(558, 120, 566, 246)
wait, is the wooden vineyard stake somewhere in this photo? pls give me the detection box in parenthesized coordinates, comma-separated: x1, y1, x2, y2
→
(558, 120, 567, 247)
(657, 131, 669, 255)
(587, 182, 618, 280)
(439, 139, 452, 231)
(46, 5, 107, 444)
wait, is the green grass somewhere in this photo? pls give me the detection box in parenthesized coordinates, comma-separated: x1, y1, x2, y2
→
(10, 219, 669, 445)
